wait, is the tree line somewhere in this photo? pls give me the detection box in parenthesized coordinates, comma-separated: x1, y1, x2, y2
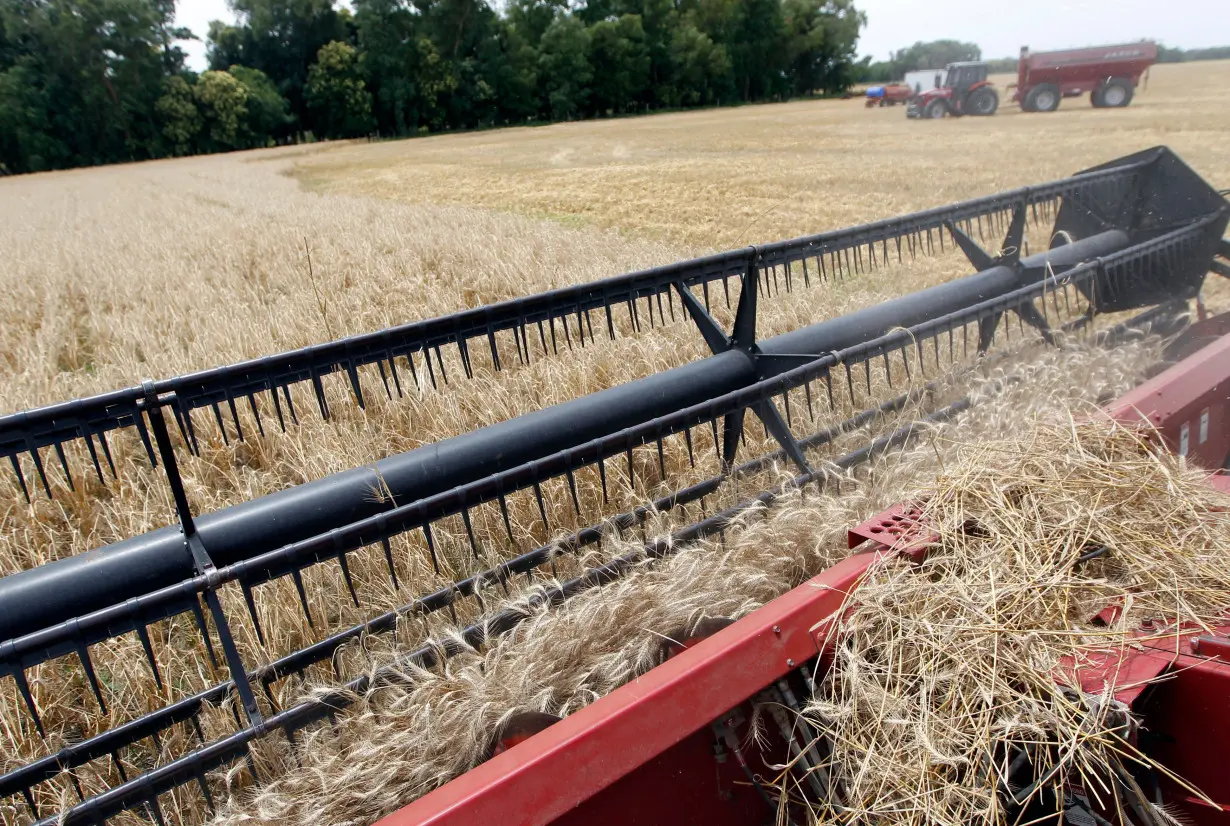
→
(0, 0, 867, 175)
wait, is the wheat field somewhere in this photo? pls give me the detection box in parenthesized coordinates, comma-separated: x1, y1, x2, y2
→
(0, 59, 1228, 826)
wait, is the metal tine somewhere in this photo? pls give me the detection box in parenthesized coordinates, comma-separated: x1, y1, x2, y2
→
(584, 307, 595, 344)
(48, 440, 77, 492)
(189, 711, 206, 744)
(597, 456, 610, 503)
(21, 786, 38, 820)
(346, 363, 367, 409)
(656, 436, 667, 481)
(702, 280, 711, 312)
(864, 356, 872, 393)
(604, 303, 617, 340)
(376, 359, 393, 400)
(9, 454, 30, 502)
(290, 567, 315, 628)
(210, 402, 230, 446)
(226, 394, 245, 442)
(70, 772, 85, 803)
(801, 256, 811, 287)
(422, 522, 441, 575)
(76, 643, 108, 713)
(683, 427, 695, 468)
(710, 418, 721, 457)
(783, 389, 793, 428)
(423, 346, 438, 389)
(561, 313, 574, 350)
(12, 666, 45, 736)
(803, 380, 814, 421)
(268, 385, 286, 432)
(311, 372, 330, 418)
(337, 549, 360, 608)
(488, 329, 502, 372)
(457, 338, 474, 379)
(135, 623, 165, 690)
(547, 316, 560, 355)
(379, 537, 400, 589)
(845, 363, 856, 406)
(97, 428, 117, 477)
(241, 581, 267, 647)
(81, 432, 105, 484)
(148, 793, 168, 826)
(819, 251, 828, 281)
(461, 507, 480, 559)
(565, 468, 582, 516)
(626, 297, 639, 335)
(656, 291, 667, 328)
(537, 319, 550, 355)
(824, 367, 835, 408)
(882, 350, 892, 387)
(112, 748, 129, 782)
(181, 404, 203, 454)
(901, 344, 912, 381)
(132, 405, 159, 467)
(531, 480, 551, 531)
(437, 345, 453, 385)
(405, 350, 421, 391)
(189, 597, 219, 668)
(722, 275, 732, 309)
(197, 766, 217, 814)
(497, 493, 515, 545)
(27, 444, 52, 497)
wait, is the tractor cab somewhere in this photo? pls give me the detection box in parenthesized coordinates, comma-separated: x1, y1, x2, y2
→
(907, 60, 999, 119)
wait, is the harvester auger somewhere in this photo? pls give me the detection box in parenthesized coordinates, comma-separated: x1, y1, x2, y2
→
(0, 147, 1227, 826)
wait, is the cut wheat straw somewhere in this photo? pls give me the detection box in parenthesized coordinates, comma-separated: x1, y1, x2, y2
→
(805, 420, 1230, 826)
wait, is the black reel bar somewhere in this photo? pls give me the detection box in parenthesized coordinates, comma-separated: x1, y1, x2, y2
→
(0, 147, 1226, 826)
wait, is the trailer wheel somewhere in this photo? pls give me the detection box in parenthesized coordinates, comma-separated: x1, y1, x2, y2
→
(967, 87, 999, 116)
(1091, 88, 1105, 108)
(923, 99, 947, 119)
(1024, 84, 1060, 113)
(1099, 78, 1133, 108)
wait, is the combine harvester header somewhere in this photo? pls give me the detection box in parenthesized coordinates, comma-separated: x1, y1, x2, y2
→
(0, 147, 1227, 825)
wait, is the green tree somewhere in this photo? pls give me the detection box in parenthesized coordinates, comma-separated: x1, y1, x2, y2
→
(156, 75, 202, 155)
(782, 0, 865, 95)
(537, 14, 591, 119)
(207, 0, 349, 133)
(229, 64, 293, 143)
(195, 69, 249, 150)
(663, 23, 731, 107)
(729, 0, 786, 100)
(588, 14, 649, 114)
(305, 40, 375, 137)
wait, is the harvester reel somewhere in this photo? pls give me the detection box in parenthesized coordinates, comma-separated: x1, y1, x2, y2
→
(0, 147, 1225, 826)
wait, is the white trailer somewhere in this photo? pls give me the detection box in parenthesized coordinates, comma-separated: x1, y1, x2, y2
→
(903, 69, 945, 96)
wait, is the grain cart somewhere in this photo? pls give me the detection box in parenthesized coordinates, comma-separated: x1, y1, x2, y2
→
(906, 61, 999, 118)
(0, 147, 1228, 826)
(1014, 41, 1158, 112)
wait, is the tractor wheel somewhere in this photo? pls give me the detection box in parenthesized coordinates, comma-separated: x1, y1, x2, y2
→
(968, 86, 999, 116)
(1024, 84, 1061, 113)
(923, 99, 947, 119)
(1099, 78, 1134, 108)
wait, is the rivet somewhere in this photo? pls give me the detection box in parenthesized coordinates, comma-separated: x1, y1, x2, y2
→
(773, 625, 781, 635)
(786, 658, 795, 667)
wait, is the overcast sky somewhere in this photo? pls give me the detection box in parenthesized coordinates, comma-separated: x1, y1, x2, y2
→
(175, 0, 1230, 70)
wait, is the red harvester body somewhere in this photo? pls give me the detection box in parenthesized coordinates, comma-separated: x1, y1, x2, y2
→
(382, 317, 1230, 826)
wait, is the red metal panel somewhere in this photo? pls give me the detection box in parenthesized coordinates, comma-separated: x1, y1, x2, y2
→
(376, 550, 882, 826)
(1108, 329, 1230, 472)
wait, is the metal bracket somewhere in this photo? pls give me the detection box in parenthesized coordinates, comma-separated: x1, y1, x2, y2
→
(139, 381, 264, 726)
(946, 202, 1057, 353)
(673, 251, 812, 475)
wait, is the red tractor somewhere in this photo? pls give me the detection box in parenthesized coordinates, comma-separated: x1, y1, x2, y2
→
(906, 61, 999, 119)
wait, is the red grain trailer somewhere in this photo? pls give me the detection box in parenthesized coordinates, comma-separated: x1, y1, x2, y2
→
(1013, 41, 1157, 112)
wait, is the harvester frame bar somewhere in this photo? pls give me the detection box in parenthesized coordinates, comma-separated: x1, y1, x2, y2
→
(0, 159, 1147, 499)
